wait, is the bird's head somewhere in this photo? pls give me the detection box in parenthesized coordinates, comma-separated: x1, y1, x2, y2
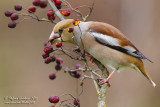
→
(49, 19, 77, 45)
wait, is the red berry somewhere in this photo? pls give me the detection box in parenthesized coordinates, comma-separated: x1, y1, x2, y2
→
(54, 0, 62, 5)
(40, 1, 47, 8)
(49, 96, 59, 103)
(74, 71, 82, 78)
(56, 42, 62, 48)
(28, 6, 36, 13)
(68, 27, 74, 33)
(45, 57, 52, 64)
(4, 10, 13, 17)
(48, 16, 55, 20)
(47, 11, 54, 17)
(14, 4, 22, 11)
(56, 58, 63, 64)
(49, 73, 56, 80)
(73, 98, 80, 106)
(8, 21, 16, 28)
(10, 13, 19, 20)
(42, 52, 49, 59)
(55, 64, 62, 71)
(75, 64, 81, 69)
(61, 10, 70, 16)
(44, 46, 53, 54)
(33, 0, 41, 6)
(50, 55, 56, 62)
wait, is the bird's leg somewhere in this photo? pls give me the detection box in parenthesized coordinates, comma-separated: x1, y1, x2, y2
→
(85, 54, 94, 63)
(99, 71, 115, 86)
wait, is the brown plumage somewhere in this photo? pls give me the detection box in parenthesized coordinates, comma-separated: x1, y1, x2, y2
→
(49, 19, 156, 87)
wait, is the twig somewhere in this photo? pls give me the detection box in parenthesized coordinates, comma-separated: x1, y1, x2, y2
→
(60, 47, 84, 60)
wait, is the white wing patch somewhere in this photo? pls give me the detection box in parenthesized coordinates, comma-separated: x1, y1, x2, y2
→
(90, 32, 120, 46)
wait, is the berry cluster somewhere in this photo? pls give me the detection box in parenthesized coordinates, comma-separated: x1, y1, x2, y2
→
(4, 0, 73, 29)
(43, 42, 63, 70)
(4, 0, 47, 28)
(4, 7, 20, 28)
(42, 42, 63, 81)
(69, 64, 82, 78)
(47, 9, 56, 20)
(49, 95, 80, 107)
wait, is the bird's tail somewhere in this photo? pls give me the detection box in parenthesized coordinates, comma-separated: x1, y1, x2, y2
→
(134, 61, 156, 87)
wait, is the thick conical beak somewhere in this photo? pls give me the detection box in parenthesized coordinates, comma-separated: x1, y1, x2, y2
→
(49, 31, 61, 45)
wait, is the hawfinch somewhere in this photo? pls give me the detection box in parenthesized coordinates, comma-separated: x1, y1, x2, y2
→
(49, 19, 156, 87)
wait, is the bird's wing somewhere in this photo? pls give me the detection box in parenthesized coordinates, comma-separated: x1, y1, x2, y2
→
(88, 22, 152, 62)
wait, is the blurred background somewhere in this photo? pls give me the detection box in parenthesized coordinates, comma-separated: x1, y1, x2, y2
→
(0, 0, 160, 107)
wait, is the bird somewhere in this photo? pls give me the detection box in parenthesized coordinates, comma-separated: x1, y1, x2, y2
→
(48, 19, 156, 87)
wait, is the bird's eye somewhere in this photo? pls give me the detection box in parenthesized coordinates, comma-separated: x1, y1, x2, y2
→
(58, 28, 64, 36)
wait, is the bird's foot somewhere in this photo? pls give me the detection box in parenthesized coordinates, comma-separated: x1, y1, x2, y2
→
(85, 54, 94, 63)
(99, 78, 111, 87)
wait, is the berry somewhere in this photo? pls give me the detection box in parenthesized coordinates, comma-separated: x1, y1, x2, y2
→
(45, 57, 52, 64)
(56, 58, 63, 64)
(68, 27, 74, 33)
(40, 1, 47, 8)
(8, 21, 16, 28)
(49, 73, 56, 80)
(73, 98, 80, 106)
(56, 42, 62, 48)
(49, 96, 59, 103)
(42, 52, 49, 59)
(49, 105, 55, 107)
(54, 0, 62, 5)
(14, 4, 22, 11)
(61, 10, 71, 16)
(10, 13, 19, 20)
(44, 46, 53, 54)
(48, 97, 53, 103)
(4, 10, 13, 17)
(74, 71, 82, 78)
(55, 64, 62, 71)
(75, 64, 81, 69)
(48, 16, 55, 20)
(47, 11, 54, 17)
(50, 55, 56, 62)
(33, 0, 41, 6)
(28, 6, 36, 13)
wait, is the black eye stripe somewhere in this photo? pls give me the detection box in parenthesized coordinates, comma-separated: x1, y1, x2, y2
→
(58, 28, 64, 36)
